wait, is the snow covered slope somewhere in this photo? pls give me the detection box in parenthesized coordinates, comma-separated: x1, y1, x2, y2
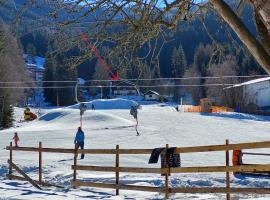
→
(1, 99, 270, 199)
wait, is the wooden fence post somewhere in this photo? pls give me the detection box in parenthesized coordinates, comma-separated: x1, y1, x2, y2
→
(116, 145, 119, 195)
(39, 142, 42, 183)
(165, 144, 169, 199)
(73, 144, 78, 189)
(226, 139, 231, 200)
(8, 142, 12, 179)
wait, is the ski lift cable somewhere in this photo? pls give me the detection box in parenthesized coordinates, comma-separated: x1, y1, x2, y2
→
(0, 83, 235, 89)
(0, 75, 268, 84)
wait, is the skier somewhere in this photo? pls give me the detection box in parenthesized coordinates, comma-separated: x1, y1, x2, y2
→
(130, 105, 139, 136)
(13, 132, 19, 147)
(74, 127, 85, 159)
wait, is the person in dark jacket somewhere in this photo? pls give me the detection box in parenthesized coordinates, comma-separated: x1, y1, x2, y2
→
(74, 127, 85, 159)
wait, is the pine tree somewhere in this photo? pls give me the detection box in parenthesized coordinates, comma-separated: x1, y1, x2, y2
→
(171, 46, 187, 78)
(1, 103, 14, 128)
(43, 53, 77, 106)
(171, 45, 187, 101)
(0, 22, 30, 129)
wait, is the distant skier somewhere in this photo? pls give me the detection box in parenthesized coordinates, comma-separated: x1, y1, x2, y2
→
(79, 103, 87, 127)
(74, 127, 85, 159)
(13, 132, 19, 147)
(92, 104, 95, 110)
(130, 105, 139, 136)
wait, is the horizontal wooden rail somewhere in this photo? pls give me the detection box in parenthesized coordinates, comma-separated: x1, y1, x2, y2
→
(72, 181, 163, 192)
(72, 181, 270, 194)
(72, 164, 270, 174)
(72, 165, 162, 173)
(6, 147, 74, 153)
(170, 164, 270, 173)
(7, 141, 270, 154)
(174, 141, 270, 154)
(7, 174, 64, 188)
(170, 187, 270, 194)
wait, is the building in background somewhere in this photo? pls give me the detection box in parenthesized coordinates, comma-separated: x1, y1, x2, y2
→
(228, 77, 270, 111)
(144, 90, 162, 101)
(112, 81, 139, 96)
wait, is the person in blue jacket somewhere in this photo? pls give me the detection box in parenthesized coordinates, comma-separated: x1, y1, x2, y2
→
(74, 127, 85, 159)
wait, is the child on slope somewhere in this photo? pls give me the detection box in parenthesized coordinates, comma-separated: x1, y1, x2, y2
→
(13, 132, 19, 147)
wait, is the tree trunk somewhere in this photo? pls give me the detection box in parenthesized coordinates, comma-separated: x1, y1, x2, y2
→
(210, 0, 270, 75)
(250, 0, 270, 55)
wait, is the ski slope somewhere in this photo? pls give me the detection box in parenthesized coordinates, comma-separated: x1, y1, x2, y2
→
(1, 98, 270, 199)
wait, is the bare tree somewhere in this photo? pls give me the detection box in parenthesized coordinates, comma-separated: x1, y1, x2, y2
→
(10, 0, 270, 75)
(0, 21, 32, 127)
(183, 64, 201, 104)
(206, 55, 241, 108)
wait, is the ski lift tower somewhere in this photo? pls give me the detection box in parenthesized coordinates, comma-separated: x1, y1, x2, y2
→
(75, 78, 85, 103)
(75, 78, 87, 127)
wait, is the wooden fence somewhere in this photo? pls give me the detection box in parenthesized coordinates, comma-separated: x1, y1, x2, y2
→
(6, 140, 270, 200)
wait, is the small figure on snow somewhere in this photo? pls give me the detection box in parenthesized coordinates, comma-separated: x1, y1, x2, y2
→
(79, 103, 87, 116)
(130, 105, 139, 136)
(91, 104, 95, 110)
(13, 132, 19, 147)
(79, 103, 87, 127)
(74, 127, 85, 159)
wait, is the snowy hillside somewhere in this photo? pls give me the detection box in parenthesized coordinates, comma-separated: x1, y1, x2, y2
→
(1, 99, 270, 199)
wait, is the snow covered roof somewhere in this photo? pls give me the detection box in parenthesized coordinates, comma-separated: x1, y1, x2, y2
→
(24, 54, 45, 70)
(227, 77, 270, 88)
(144, 90, 160, 96)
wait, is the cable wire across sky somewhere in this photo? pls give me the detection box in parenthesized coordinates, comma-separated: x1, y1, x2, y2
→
(0, 75, 268, 84)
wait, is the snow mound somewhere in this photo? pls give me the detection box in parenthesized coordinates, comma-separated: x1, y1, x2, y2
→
(68, 98, 139, 110)
(39, 110, 68, 121)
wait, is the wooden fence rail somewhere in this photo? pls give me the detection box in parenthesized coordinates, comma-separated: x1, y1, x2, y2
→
(6, 140, 270, 199)
(6, 140, 270, 154)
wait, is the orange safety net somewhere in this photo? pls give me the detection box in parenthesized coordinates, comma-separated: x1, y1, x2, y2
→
(186, 106, 202, 112)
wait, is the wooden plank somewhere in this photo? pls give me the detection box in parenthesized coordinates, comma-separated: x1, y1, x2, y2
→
(170, 164, 270, 173)
(39, 142, 42, 183)
(72, 164, 270, 174)
(8, 160, 41, 190)
(165, 144, 169, 199)
(8, 142, 12, 179)
(7, 141, 270, 155)
(7, 174, 64, 188)
(6, 146, 74, 153)
(72, 181, 116, 189)
(243, 152, 270, 156)
(72, 165, 162, 173)
(170, 187, 270, 194)
(73, 144, 77, 189)
(174, 141, 270, 154)
(72, 181, 163, 192)
(225, 140, 230, 200)
(115, 145, 119, 195)
(72, 181, 270, 194)
(120, 184, 163, 192)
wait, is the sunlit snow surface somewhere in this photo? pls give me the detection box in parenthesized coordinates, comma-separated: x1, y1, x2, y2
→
(1, 98, 270, 199)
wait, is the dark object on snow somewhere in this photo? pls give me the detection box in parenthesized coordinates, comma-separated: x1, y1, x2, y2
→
(77, 142, 85, 159)
(91, 104, 95, 110)
(161, 147, 181, 168)
(148, 147, 181, 168)
(79, 103, 87, 116)
(130, 105, 138, 119)
(149, 148, 164, 163)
